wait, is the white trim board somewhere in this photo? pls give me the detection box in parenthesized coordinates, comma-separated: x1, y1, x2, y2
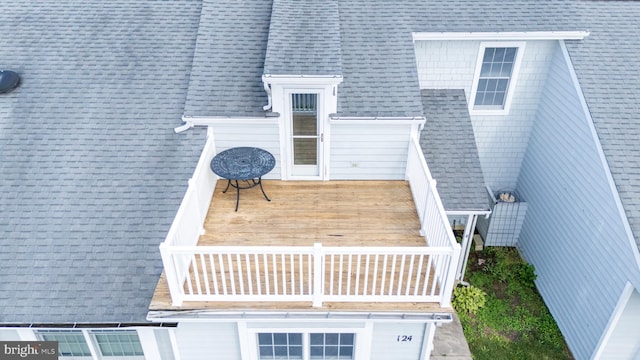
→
(412, 31, 590, 41)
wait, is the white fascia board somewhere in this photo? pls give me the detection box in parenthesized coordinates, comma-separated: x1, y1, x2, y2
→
(262, 74, 344, 86)
(147, 311, 453, 323)
(445, 210, 492, 216)
(181, 115, 280, 126)
(329, 117, 426, 126)
(412, 31, 590, 41)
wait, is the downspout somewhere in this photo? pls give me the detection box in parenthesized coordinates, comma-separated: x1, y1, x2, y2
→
(174, 118, 194, 134)
(262, 78, 272, 111)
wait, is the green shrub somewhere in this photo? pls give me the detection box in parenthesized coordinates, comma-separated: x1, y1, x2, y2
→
(453, 285, 487, 314)
(516, 263, 537, 286)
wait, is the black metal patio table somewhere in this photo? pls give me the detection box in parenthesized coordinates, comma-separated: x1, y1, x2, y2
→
(210, 147, 276, 211)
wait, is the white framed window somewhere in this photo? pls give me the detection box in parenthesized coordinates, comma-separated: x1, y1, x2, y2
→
(256, 332, 355, 360)
(36, 329, 92, 359)
(241, 324, 370, 360)
(469, 42, 526, 115)
(258, 333, 304, 359)
(35, 328, 150, 359)
(309, 333, 355, 359)
(89, 330, 145, 359)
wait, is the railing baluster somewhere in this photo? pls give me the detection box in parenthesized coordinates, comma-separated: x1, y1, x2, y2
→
(263, 253, 270, 295)
(406, 255, 415, 296)
(255, 253, 262, 295)
(299, 254, 304, 295)
(281, 254, 287, 296)
(372, 254, 379, 296)
(329, 254, 335, 296)
(364, 254, 370, 295)
(355, 254, 361, 295)
(397, 255, 406, 296)
(200, 254, 210, 295)
(430, 255, 439, 296)
(227, 254, 236, 295)
(389, 255, 397, 295)
(236, 254, 244, 295)
(347, 254, 352, 296)
(272, 254, 278, 295)
(209, 254, 219, 295)
(290, 254, 295, 295)
(414, 254, 424, 296)
(245, 254, 253, 296)
(192, 254, 202, 295)
(185, 256, 195, 296)
(380, 254, 388, 296)
(217, 254, 227, 295)
(338, 254, 343, 296)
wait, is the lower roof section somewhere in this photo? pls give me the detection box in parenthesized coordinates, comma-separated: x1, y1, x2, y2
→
(420, 89, 489, 212)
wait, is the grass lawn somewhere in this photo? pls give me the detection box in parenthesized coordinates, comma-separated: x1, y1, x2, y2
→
(455, 247, 574, 360)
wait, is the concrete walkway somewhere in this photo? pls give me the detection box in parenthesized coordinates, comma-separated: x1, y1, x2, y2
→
(431, 313, 473, 359)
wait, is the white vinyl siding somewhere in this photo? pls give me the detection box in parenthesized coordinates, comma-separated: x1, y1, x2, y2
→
(208, 122, 281, 179)
(330, 122, 412, 180)
(516, 41, 640, 359)
(414, 39, 555, 190)
(0, 329, 21, 341)
(369, 323, 426, 360)
(175, 322, 240, 360)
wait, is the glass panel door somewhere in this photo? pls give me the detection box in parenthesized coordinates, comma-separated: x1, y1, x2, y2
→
(291, 93, 320, 177)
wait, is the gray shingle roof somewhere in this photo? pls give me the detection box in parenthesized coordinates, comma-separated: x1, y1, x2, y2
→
(264, 0, 342, 76)
(183, 0, 273, 117)
(0, 1, 205, 323)
(336, 1, 424, 118)
(3, 0, 640, 325)
(420, 90, 489, 212)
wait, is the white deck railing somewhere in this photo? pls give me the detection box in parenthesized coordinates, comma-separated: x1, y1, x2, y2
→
(160, 130, 217, 300)
(161, 244, 455, 307)
(405, 134, 461, 307)
(160, 133, 460, 308)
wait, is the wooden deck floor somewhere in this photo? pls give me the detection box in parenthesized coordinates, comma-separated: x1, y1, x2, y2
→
(200, 180, 426, 247)
(150, 181, 448, 313)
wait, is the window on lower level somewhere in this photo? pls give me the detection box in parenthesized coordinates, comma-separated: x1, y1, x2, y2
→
(37, 330, 92, 358)
(36, 329, 144, 359)
(258, 333, 303, 359)
(470, 43, 525, 114)
(257, 332, 355, 360)
(90, 330, 145, 358)
(310, 333, 354, 360)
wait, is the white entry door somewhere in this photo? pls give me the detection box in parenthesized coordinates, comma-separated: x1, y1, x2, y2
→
(288, 92, 324, 178)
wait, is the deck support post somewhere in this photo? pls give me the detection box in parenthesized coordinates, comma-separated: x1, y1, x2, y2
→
(312, 243, 324, 307)
(160, 242, 184, 306)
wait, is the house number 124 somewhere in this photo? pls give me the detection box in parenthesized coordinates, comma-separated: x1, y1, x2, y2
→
(397, 335, 413, 342)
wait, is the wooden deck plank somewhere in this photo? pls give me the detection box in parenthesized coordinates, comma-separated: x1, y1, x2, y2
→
(200, 180, 425, 247)
(150, 180, 447, 312)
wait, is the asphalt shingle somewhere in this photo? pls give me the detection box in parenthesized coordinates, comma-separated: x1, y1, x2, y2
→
(420, 89, 489, 212)
(264, 0, 342, 76)
(0, 1, 205, 323)
(183, 0, 273, 117)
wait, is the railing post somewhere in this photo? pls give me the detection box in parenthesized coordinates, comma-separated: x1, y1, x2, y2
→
(312, 243, 323, 307)
(440, 244, 461, 308)
(159, 242, 184, 306)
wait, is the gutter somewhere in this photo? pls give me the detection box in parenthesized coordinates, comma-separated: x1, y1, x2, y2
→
(147, 310, 453, 324)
